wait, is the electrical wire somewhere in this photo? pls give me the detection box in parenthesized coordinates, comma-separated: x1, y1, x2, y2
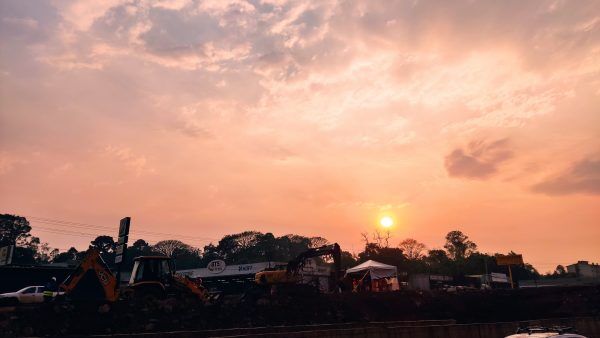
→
(25, 215, 218, 242)
(28, 215, 215, 239)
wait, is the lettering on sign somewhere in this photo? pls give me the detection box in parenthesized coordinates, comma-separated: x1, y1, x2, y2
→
(238, 265, 253, 272)
(430, 275, 453, 281)
(207, 259, 226, 274)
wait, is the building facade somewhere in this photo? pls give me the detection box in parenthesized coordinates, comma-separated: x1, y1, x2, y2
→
(566, 261, 600, 278)
(178, 259, 332, 294)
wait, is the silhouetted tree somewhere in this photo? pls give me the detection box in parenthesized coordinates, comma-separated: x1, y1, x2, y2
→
(35, 242, 58, 263)
(357, 243, 406, 268)
(425, 249, 453, 275)
(153, 239, 190, 257)
(510, 262, 539, 281)
(399, 238, 427, 260)
(117, 239, 153, 270)
(90, 236, 115, 254)
(201, 243, 221, 264)
(53, 247, 80, 263)
(361, 230, 392, 248)
(0, 215, 57, 265)
(204, 231, 327, 265)
(0, 214, 31, 246)
(444, 230, 477, 260)
(132, 239, 149, 250)
(340, 251, 357, 269)
(90, 235, 116, 264)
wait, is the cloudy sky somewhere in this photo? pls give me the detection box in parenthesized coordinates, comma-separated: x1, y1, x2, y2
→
(1, 0, 599, 272)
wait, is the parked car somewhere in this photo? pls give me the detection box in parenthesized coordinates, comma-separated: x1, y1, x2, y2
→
(505, 326, 586, 337)
(0, 286, 61, 305)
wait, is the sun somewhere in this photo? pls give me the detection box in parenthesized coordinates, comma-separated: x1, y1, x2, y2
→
(380, 216, 394, 228)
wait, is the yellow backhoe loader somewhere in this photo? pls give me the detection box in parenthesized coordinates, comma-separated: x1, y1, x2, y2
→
(60, 248, 208, 304)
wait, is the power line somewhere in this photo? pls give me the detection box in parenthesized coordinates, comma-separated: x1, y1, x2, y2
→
(32, 219, 175, 240)
(30, 216, 217, 241)
(28, 216, 213, 239)
(25, 215, 218, 242)
(30, 226, 205, 251)
(34, 226, 99, 236)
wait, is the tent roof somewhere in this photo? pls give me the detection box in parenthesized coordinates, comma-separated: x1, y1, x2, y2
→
(346, 260, 397, 274)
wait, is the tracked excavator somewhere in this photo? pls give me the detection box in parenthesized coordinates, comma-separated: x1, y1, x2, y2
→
(59, 248, 208, 304)
(254, 243, 342, 292)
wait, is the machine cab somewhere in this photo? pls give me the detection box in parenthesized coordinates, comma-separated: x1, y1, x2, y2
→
(129, 256, 174, 286)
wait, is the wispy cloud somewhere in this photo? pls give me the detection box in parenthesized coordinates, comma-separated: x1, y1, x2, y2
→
(532, 158, 600, 195)
(103, 146, 152, 177)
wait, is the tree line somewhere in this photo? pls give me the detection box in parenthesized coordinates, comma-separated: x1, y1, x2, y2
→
(1, 214, 549, 280)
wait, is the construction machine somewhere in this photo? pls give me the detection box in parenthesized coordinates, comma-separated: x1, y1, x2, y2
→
(60, 248, 207, 304)
(126, 255, 207, 302)
(60, 248, 119, 302)
(255, 243, 342, 292)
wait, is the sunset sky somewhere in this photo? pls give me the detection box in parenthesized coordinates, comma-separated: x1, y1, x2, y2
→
(1, 0, 599, 273)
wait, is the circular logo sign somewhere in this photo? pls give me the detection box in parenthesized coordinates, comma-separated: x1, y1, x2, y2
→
(207, 260, 226, 274)
(98, 270, 110, 285)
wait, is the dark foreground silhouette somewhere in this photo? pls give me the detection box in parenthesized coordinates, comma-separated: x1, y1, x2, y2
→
(1, 286, 599, 336)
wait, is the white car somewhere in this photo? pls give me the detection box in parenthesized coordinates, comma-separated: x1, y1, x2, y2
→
(506, 334, 585, 338)
(506, 326, 586, 338)
(0, 286, 49, 304)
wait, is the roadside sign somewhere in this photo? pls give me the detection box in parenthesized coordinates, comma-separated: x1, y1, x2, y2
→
(0, 245, 14, 266)
(116, 244, 127, 255)
(207, 260, 226, 274)
(115, 217, 130, 281)
(496, 254, 524, 289)
(496, 254, 524, 266)
(119, 217, 131, 237)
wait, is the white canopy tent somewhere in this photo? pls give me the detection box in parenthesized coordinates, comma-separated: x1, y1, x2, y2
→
(345, 260, 398, 279)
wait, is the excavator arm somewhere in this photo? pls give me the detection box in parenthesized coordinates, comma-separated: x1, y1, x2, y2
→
(287, 243, 341, 277)
(60, 248, 119, 302)
(255, 243, 342, 286)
